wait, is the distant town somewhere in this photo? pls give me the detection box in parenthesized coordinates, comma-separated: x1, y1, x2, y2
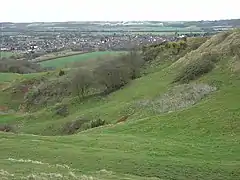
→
(1, 20, 239, 58)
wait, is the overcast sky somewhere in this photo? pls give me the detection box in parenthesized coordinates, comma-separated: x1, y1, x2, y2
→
(1, 0, 239, 22)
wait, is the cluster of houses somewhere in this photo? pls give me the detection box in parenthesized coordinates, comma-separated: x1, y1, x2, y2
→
(0, 31, 211, 55)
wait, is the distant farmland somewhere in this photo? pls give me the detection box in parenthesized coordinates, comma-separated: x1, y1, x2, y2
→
(39, 51, 125, 68)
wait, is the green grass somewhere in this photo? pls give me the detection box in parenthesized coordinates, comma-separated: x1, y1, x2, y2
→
(0, 72, 47, 83)
(0, 73, 21, 82)
(0, 51, 14, 58)
(0, 31, 240, 180)
(40, 51, 125, 68)
(1, 57, 239, 179)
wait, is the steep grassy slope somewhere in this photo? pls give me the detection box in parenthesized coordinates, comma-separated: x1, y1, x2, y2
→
(0, 31, 240, 180)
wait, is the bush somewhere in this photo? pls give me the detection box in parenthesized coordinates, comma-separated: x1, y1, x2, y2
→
(0, 124, 15, 133)
(90, 118, 106, 128)
(55, 104, 69, 117)
(59, 69, 65, 76)
(62, 118, 105, 135)
(62, 118, 90, 135)
(142, 46, 161, 61)
(142, 41, 189, 62)
(0, 58, 44, 74)
(173, 50, 221, 83)
(174, 58, 215, 83)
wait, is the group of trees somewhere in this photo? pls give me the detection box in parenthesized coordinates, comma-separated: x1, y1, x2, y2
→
(71, 51, 145, 100)
(23, 51, 145, 108)
(0, 58, 45, 74)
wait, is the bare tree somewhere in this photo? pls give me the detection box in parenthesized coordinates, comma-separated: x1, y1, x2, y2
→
(71, 68, 93, 100)
(94, 60, 131, 94)
(118, 50, 145, 79)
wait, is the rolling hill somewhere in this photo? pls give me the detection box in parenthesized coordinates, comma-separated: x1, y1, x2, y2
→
(0, 30, 240, 180)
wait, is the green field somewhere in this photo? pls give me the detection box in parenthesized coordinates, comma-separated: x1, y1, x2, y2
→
(0, 31, 240, 180)
(0, 72, 47, 83)
(40, 51, 125, 68)
(0, 51, 14, 58)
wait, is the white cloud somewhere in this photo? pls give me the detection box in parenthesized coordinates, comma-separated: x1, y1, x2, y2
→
(1, 0, 239, 22)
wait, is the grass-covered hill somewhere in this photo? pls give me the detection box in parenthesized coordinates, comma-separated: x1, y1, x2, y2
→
(0, 30, 240, 180)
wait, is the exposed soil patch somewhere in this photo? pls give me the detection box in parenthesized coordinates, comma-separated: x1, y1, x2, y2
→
(136, 83, 217, 113)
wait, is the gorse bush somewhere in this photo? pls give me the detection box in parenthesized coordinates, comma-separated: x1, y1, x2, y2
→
(90, 118, 106, 128)
(62, 118, 90, 135)
(62, 118, 106, 135)
(142, 37, 208, 63)
(173, 51, 220, 83)
(142, 40, 189, 62)
(24, 77, 72, 108)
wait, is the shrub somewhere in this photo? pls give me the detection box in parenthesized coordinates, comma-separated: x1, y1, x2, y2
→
(0, 124, 15, 133)
(230, 44, 240, 58)
(62, 118, 90, 135)
(0, 59, 44, 74)
(55, 104, 69, 117)
(174, 58, 215, 83)
(187, 37, 209, 50)
(62, 118, 105, 134)
(24, 77, 72, 107)
(59, 69, 65, 76)
(142, 46, 161, 61)
(173, 50, 220, 83)
(90, 118, 106, 128)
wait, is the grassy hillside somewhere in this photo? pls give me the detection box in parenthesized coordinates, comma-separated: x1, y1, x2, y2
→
(40, 51, 125, 68)
(0, 72, 46, 83)
(0, 31, 240, 180)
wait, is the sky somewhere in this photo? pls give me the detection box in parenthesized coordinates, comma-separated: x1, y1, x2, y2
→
(1, 0, 239, 22)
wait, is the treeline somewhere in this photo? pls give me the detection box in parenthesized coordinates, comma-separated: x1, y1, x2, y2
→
(21, 36, 212, 109)
(0, 58, 47, 74)
(23, 51, 145, 109)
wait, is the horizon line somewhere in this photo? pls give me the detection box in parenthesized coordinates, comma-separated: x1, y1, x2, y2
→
(1, 18, 240, 24)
